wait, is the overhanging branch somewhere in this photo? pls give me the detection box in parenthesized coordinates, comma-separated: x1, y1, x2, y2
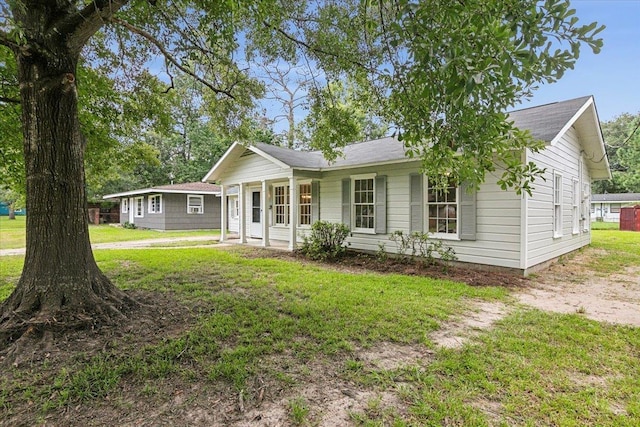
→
(0, 95, 20, 104)
(262, 21, 376, 74)
(0, 29, 19, 50)
(111, 17, 236, 99)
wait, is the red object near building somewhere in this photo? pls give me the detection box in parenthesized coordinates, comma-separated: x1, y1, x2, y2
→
(620, 205, 640, 231)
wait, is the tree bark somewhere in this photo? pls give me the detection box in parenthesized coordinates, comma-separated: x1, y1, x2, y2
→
(8, 205, 15, 220)
(0, 5, 136, 360)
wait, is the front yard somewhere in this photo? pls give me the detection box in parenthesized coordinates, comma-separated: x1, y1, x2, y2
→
(0, 216, 219, 250)
(0, 229, 639, 425)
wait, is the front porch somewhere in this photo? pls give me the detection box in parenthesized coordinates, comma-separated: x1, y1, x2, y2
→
(219, 176, 317, 251)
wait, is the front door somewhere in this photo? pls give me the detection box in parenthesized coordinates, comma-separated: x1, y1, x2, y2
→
(250, 190, 262, 238)
(128, 197, 134, 223)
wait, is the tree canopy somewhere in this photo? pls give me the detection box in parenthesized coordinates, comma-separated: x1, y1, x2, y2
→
(1, 0, 604, 191)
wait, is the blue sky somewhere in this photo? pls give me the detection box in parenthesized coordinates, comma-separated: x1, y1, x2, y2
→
(525, 0, 640, 121)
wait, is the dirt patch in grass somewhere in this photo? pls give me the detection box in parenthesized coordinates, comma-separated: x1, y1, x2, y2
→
(517, 249, 640, 327)
(430, 300, 511, 349)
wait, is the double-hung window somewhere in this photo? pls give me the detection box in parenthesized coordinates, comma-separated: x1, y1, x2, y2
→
(273, 184, 290, 226)
(426, 180, 458, 236)
(553, 172, 563, 238)
(187, 195, 204, 214)
(352, 175, 375, 232)
(121, 198, 129, 213)
(134, 197, 144, 218)
(298, 183, 312, 226)
(148, 194, 162, 214)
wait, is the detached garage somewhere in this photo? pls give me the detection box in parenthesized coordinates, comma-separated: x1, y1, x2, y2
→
(103, 182, 221, 230)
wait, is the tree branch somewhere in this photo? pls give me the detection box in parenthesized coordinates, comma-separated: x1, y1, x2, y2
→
(0, 95, 20, 104)
(111, 17, 236, 99)
(0, 29, 19, 50)
(59, 0, 131, 53)
(262, 21, 376, 74)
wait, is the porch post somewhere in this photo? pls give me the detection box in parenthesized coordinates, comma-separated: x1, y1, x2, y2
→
(239, 182, 247, 243)
(220, 184, 227, 242)
(261, 180, 270, 247)
(289, 177, 297, 250)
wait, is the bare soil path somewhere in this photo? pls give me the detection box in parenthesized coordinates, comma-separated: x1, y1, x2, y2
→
(516, 250, 640, 327)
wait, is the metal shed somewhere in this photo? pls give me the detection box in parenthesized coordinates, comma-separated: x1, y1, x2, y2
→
(620, 205, 640, 231)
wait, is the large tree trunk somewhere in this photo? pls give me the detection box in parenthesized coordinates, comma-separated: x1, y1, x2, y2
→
(8, 205, 15, 220)
(0, 15, 136, 362)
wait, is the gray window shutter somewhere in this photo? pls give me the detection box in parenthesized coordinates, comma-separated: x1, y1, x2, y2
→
(375, 175, 387, 234)
(410, 173, 423, 233)
(311, 181, 320, 223)
(459, 181, 477, 240)
(341, 178, 351, 228)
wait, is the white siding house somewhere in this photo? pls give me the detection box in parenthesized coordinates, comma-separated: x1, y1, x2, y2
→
(591, 193, 640, 222)
(203, 96, 610, 275)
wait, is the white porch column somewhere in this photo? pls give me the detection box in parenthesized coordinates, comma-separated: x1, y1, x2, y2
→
(238, 183, 247, 243)
(261, 180, 270, 247)
(289, 177, 297, 250)
(220, 184, 227, 242)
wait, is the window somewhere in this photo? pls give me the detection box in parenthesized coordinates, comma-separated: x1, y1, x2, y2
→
(426, 180, 458, 236)
(572, 178, 579, 234)
(148, 194, 162, 214)
(273, 185, 290, 225)
(353, 176, 375, 231)
(134, 197, 144, 218)
(582, 183, 590, 232)
(610, 203, 621, 213)
(553, 172, 563, 238)
(231, 197, 239, 218)
(187, 195, 204, 214)
(299, 183, 312, 226)
(121, 198, 129, 213)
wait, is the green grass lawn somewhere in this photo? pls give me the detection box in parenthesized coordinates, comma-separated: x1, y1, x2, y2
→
(0, 216, 219, 250)
(1, 230, 639, 425)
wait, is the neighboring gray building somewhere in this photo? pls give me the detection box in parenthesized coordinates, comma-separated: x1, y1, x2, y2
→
(103, 182, 221, 230)
(203, 96, 611, 275)
(591, 193, 640, 222)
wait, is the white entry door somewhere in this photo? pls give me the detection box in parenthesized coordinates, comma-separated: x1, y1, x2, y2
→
(250, 190, 262, 238)
(128, 197, 134, 223)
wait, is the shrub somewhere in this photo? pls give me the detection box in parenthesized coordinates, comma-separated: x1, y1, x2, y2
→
(123, 221, 137, 229)
(388, 230, 456, 264)
(299, 221, 350, 261)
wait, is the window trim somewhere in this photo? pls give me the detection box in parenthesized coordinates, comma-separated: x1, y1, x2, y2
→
(134, 196, 144, 218)
(187, 194, 204, 214)
(230, 196, 239, 219)
(572, 178, 579, 234)
(424, 179, 460, 240)
(148, 194, 162, 214)
(272, 183, 290, 226)
(351, 173, 376, 234)
(553, 171, 563, 238)
(298, 180, 312, 228)
(121, 198, 129, 214)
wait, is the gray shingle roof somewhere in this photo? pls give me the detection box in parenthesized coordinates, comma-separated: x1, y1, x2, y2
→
(592, 193, 640, 203)
(508, 96, 593, 142)
(253, 96, 596, 169)
(103, 182, 220, 199)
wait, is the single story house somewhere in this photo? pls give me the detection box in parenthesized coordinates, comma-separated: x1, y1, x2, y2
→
(103, 182, 222, 230)
(591, 193, 640, 222)
(203, 96, 610, 274)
